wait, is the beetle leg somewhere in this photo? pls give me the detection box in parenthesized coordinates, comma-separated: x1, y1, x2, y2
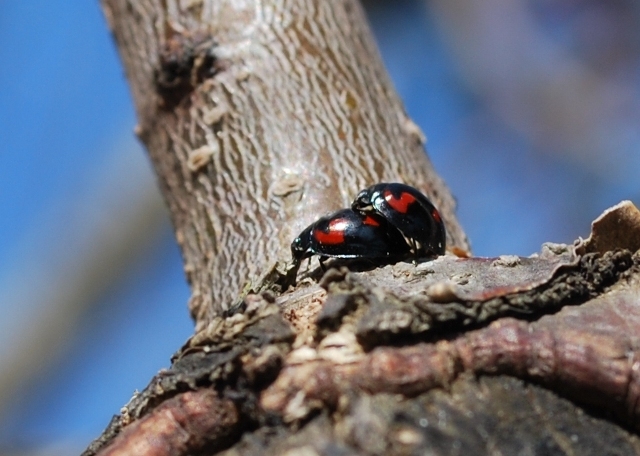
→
(411, 239, 419, 265)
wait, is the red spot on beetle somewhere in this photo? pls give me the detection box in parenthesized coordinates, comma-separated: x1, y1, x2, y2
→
(314, 219, 347, 245)
(384, 190, 416, 214)
(363, 215, 380, 226)
(431, 209, 441, 223)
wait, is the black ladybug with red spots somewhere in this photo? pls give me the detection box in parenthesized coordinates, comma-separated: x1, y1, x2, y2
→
(290, 208, 410, 273)
(288, 183, 446, 282)
(352, 182, 446, 258)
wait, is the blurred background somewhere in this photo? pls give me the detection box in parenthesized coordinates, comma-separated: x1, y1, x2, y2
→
(0, 0, 638, 453)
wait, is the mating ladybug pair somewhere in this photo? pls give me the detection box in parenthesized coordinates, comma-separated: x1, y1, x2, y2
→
(290, 183, 446, 278)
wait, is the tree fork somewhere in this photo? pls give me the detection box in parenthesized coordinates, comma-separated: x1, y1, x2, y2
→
(101, 0, 468, 326)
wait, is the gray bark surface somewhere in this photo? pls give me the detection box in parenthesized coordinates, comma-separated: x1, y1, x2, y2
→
(102, 0, 467, 325)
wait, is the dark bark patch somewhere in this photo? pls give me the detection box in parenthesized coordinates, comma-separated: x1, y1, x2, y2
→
(154, 31, 219, 110)
(232, 376, 640, 455)
(315, 293, 359, 336)
(342, 376, 640, 456)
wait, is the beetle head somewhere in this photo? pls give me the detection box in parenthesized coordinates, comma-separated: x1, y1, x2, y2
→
(351, 189, 374, 212)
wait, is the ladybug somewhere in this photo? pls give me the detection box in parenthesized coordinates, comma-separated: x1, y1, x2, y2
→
(289, 208, 410, 278)
(351, 183, 446, 259)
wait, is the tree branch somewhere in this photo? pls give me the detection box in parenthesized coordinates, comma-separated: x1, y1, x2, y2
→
(87, 1, 640, 455)
(102, 0, 468, 325)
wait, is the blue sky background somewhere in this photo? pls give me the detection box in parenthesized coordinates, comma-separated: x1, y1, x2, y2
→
(0, 0, 638, 453)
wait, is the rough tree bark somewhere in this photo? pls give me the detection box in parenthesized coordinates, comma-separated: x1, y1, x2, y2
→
(100, 0, 467, 328)
(86, 1, 640, 455)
